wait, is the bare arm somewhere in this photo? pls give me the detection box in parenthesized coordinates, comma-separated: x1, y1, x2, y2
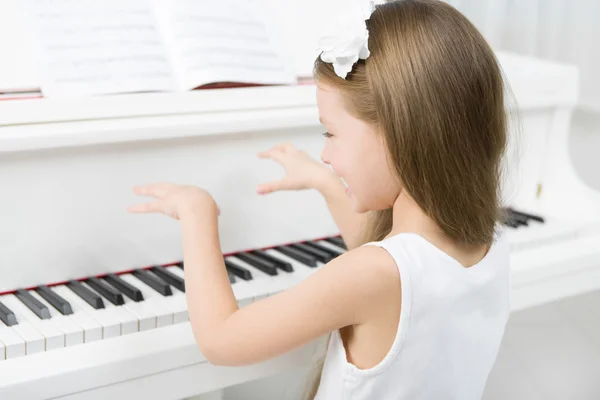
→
(257, 143, 368, 249)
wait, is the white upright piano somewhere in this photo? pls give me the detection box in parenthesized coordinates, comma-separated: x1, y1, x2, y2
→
(0, 51, 599, 400)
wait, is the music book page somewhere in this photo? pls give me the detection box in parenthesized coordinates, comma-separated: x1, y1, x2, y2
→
(21, 0, 177, 98)
(153, 0, 296, 90)
(19, 0, 295, 98)
(0, 0, 40, 92)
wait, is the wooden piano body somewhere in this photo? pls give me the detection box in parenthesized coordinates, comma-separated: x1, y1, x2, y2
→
(1, 51, 599, 400)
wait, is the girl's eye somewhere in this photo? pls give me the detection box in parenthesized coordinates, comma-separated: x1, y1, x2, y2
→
(322, 131, 333, 138)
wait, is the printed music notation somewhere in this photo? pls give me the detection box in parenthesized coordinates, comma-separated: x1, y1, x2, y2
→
(20, 0, 296, 98)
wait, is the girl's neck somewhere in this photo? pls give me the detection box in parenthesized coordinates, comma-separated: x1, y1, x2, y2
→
(386, 191, 490, 268)
(387, 190, 442, 240)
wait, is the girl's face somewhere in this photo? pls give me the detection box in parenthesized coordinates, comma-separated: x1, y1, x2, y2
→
(317, 82, 400, 213)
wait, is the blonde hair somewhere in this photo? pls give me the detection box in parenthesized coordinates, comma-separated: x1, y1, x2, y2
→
(304, 0, 508, 398)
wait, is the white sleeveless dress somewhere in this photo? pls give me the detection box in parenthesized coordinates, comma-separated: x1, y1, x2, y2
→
(314, 228, 510, 400)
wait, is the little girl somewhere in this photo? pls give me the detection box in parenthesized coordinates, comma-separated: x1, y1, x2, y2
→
(128, 0, 511, 399)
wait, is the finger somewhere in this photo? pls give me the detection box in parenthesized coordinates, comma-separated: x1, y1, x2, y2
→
(256, 179, 288, 194)
(127, 202, 162, 214)
(133, 182, 174, 198)
(257, 148, 286, 163)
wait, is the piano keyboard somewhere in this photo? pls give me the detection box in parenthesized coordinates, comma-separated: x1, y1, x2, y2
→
(0, 207, 577, 362)
(0, 237, 347, 361)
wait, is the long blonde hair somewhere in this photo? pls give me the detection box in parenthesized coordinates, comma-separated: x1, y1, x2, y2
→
(304, 1, 508, 398)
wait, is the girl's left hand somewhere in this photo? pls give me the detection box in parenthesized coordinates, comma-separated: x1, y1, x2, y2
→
(127, 182, 220, 220)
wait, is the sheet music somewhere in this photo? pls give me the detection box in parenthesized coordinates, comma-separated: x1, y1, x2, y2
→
(0, 0, 40, 92)
(153, 0, 296, 90)
(21, 0, 176, 98)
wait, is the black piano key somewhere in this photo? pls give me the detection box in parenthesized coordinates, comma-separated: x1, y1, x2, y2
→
(229, 273, 236, 284)
(15, 289, 51, 320)
(224, 259, 253, 280)
(290, 243, 332, 263)
(86, 277, 125, 306)
(234, 252, 278, 276)
(304, 241, 343, 258)
(0, 299, 18, 326)
(504, 209, 528, 225)
(133, 269, 172, 296)
(508, 207, 545, 223)
(325, 236, 347, 250)
(151, 267, 185, 293)
(104, 274, 144, 302)
(502, 218, 519, 228)
(67, 280, 105, 309)
(251, 250, 294, 273)
(274, 245, 318, 268)
(35, 285, 73, 315)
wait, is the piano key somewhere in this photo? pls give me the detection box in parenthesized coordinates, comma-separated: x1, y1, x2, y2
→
(0, 310, 45, 355)
(503, 209, 529, 225)
(224, 259, 253, 281)
(290, 243, 333, 263)
(1, 294, 65, 351)
(265, 249, 321, 281)
(133, 269, 172, 296)
(28, 291, 84, 346)
(226, 256, 290, 298)
(151, 266, 185, 292)
(120, 274, 174, 327)
(67, 280, 104, 309)
(315, 239, 348, 255)
(79, 281, 139, 336)
(45, 286, 102, 343)
(234, 252, 278, 276)
(0, 299, 17, 327)
(0, 320, 26, 359)
(303, 241, 342, 258)
(55, 285, 121, 339)
(104, 274, 144, 302)
(229, 273, 236, 284)
(122, 273, 179, 326)
(86, 277, 125, 306)
(325, 236, 347, 250)
(174, 261, 184, 269)
(508, 207, 545, 223)
(98, 276, 154, 331)
(35, 285, 73, 316)
(274, 245, 318, 267)
(251, 250, 294, 272)
(91, 291, 139, 335)
(15, 289, 51, 320)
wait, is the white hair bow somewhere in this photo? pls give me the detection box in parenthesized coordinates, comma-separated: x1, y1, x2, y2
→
(317, 0, 380, 79)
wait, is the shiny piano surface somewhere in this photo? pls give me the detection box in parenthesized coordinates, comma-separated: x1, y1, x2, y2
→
(1, 51, 600, 400)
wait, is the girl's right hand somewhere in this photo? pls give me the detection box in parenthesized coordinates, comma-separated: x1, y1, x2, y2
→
(256, 143, 333, 194)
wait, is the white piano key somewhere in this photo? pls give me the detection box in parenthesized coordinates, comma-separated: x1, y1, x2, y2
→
(48, 286, 102, 343)
(3, 313, 45, 355)
(53, 286, 120, 339)
(316, 240, 348, 255)
(0, 335, 4, 360)
(29, 290, 84, 346)
(120, 274, 173, 327)
(165, 267, 190, 323)
(119, 293, 157, 332)
(0, 321, 26, 359)
(89, 283, 139, 335)
(225, 256, 284, 300)
(0, 294, 64, 351)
